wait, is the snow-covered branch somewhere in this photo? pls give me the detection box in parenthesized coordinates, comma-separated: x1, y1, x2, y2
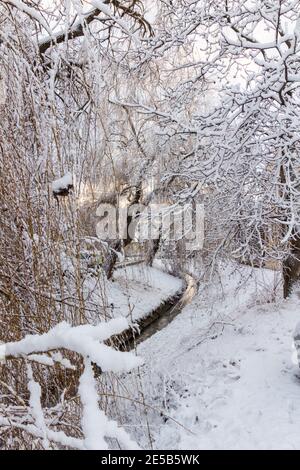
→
(0, 319, 142, 449)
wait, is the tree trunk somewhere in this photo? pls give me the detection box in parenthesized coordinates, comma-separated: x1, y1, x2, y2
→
(104, 194, 141, 279)
(282, 230, 300, 298)
(146, 235, 161, 267)
(279, 163, 300, 298)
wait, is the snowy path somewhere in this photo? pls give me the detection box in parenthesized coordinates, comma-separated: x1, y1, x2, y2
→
(133, 265, 300, 449)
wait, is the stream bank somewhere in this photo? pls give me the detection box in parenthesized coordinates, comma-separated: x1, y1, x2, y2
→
(115, 273, 198, 350)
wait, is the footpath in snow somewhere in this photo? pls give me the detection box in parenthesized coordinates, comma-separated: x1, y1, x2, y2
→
(131, 263, 300, 450)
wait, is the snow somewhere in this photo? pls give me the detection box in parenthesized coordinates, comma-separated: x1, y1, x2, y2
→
(4, 318, 142, 372)
(110, 265, 183, 321)
(126, 263, 300, 449)
(90, 0, 140, 44)
(5, 0, 300, 451)
(293, 322, 300, 367)
(79, 360, 139, 450)
(38, 1, 140, 50)
(0, 415, 85, 450)
(27, 352, 75, 369)
(294, 321, 300, 340)
(27, 364, 49, 449)
(1, 317, 143, 450)
(4, 0, 53, 36)
(294, 17, 300, 39)
(0, 343, 6, 363)
(52, 172, 73, 194)
(83, 264, 184, 323)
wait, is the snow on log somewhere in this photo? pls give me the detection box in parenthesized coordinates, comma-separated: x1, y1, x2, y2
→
(52, 172, 73, 197)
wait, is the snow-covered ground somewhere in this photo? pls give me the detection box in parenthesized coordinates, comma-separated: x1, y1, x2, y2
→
(87, 265, 183, 323)
(111, 265, 183, 322)
(127, 263, 300, 449)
